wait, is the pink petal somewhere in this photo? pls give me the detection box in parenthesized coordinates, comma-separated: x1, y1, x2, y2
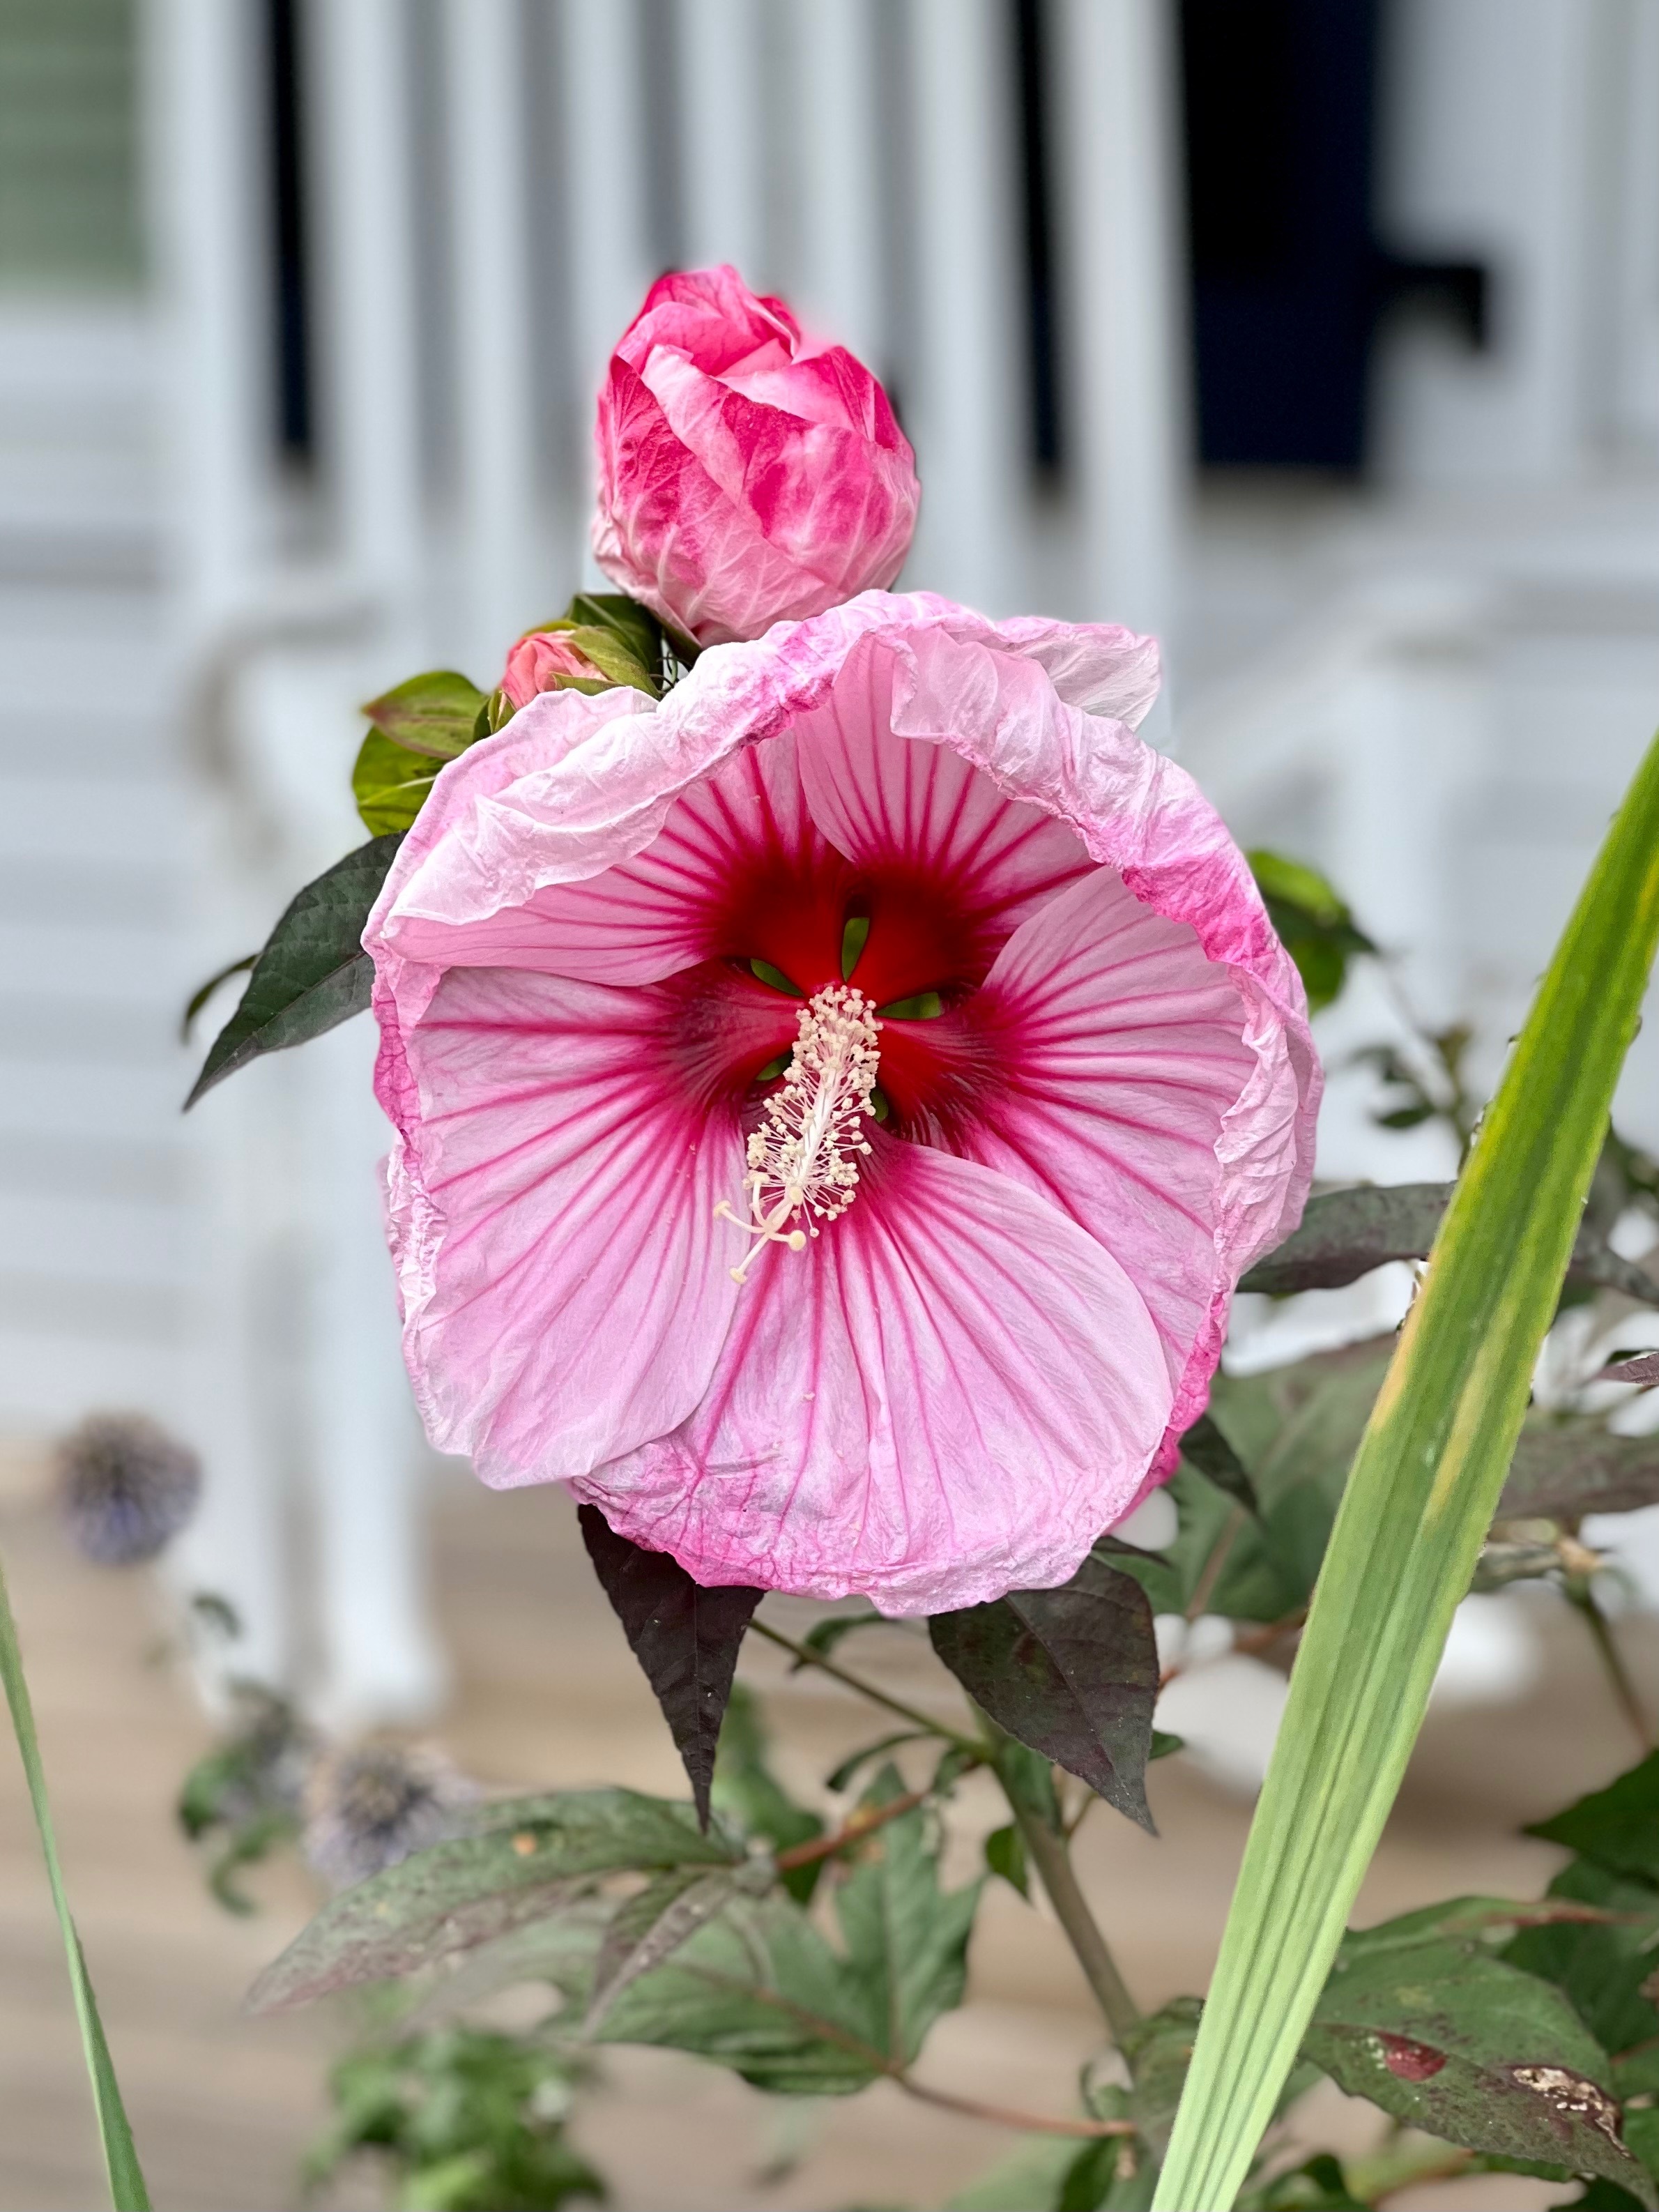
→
(947, 867, 1257, 1403)
(794, 638, 1094, 936)
(573, 1131, 1172, 1615)
(381, 965, 744, 1486)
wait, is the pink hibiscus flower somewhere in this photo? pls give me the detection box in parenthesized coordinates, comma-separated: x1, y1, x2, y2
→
(365, 593, 1319, 1614)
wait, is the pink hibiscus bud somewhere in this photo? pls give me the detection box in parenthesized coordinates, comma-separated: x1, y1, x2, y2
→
(365, 591, 1321, 1617)
(591, 264, 920, 648)
(498, 627, 610, 711)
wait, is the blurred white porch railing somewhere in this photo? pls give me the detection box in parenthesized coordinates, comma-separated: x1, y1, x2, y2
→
(142, 0, 1190, 1721)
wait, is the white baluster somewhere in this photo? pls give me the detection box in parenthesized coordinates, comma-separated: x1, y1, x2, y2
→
(793, 0, 885, 362)
(309, 0, 427, 638)
(676, 0, 766, 282)
(1055, 0, 1189, 673)
(441, 0, 549, 675)
(145, 0, 292, 1691)
(558, 0, 655, 587)
(906, 0, 1024, 613)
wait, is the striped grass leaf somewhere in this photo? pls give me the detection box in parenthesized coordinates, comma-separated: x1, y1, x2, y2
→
(0, 1546, 150, 2209)
(1154, 730, 1659, 2212)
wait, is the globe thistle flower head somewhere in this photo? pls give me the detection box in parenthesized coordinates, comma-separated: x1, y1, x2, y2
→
(303, 1740, 477, 1892)
(55, 1412, 202, 1566)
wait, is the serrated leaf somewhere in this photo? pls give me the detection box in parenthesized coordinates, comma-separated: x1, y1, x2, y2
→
(586, 1865, 752, 2031)
(579, 1507, 761, 1826)
(835, 1767, 981, 2065)
(1242, 1181, 1657, 1302)
(185, 837, 402, 1106)
(1501, 1428, 1659, 1522)
(1303, 1935, 1651, 2203)
(360, 669, 487, 758)
(1505, 1861, 1659, 2063)
(711, 1684, 823, 1900)
(1527, 1753, 1659, 1885)
(592, 1891, 882, 2093)
(247, 1788, 735, 2012)
(930, 1553, 1160, 1825)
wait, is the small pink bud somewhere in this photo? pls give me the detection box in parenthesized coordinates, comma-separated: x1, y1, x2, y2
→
(498, 628, 609, 710)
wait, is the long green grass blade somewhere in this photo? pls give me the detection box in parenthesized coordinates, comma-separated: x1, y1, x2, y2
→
(0, 1544, 151, 2209)
(1155, 732, 1659, 2212)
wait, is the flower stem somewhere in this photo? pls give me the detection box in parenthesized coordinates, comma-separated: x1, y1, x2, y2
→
(991, 1730, 1142, 2044)
(894, 2073, 1133, 2139)
(747, 1617, 979, 1750)
(1566, 1577, 1651, 1753)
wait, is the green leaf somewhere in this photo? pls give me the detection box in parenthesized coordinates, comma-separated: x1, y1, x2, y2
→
(593, 1891, 882, 2093)
(1527, 1753, 1659, 1886)
(360, 669, 487, 759)
(556, 622, 657, 694)
(1247, 850, 1375, 1014)
(0, 1545, 151, 2209)
(1505, 1860, 1659, 2063)
(1301, 1934, 1651, 2202)
(824, 1730, 930, 1796)
(562, 590, 668, 683)
(1178, 1412, 1260, 1516)
(180, 953, 254, 1042)
(185, 837, 402, 1106)
(1156, 731, 1659, 2211)
(834, 1767, 981, 2066)
(930, 1551, 1161, 1824)
(710, 1684, 824, 1900)
(793, 1607, 886, 1669)
(353, 727, 444, 835)
(984, 1822, 1029, 1898)
(585, 1864, 756, 2030)
(247, 1789, 737, 2012)
(1238, 2154, 1366, 2210)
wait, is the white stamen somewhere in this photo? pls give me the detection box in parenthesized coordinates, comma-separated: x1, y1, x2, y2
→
(715, 983, 880, 1284)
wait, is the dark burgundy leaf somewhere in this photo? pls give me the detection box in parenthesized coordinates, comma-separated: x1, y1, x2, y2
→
(1242, 1181, 1657, 1302)
(1499, 1430, 1659, 1522)
(1603, 1352, 1659, 1388)
(1177, 1410, 1260, 1516)
(928, 1552, 1160, 1829)
(579, 1507, 762, 1829)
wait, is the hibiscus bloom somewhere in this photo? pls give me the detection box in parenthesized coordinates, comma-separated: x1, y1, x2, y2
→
(365, 593, 1319, 1613)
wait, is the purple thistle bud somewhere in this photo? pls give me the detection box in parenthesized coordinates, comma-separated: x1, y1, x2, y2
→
(55, 1412, 202, 1566)
(303, 1741, 477, 1892)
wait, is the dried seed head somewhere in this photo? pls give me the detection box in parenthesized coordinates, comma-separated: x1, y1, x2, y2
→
(303, 1740, 477, 1891)
(55, 1412, 202, 1566)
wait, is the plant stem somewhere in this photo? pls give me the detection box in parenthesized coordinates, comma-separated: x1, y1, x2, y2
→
(774, 1786, 933, 1871)
(1567, 1578, 1651, 1753)
(748, 1616, 979, 1750)
(990, 1733, 1141, 2043)
(894, 2073, 1133, 2139)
